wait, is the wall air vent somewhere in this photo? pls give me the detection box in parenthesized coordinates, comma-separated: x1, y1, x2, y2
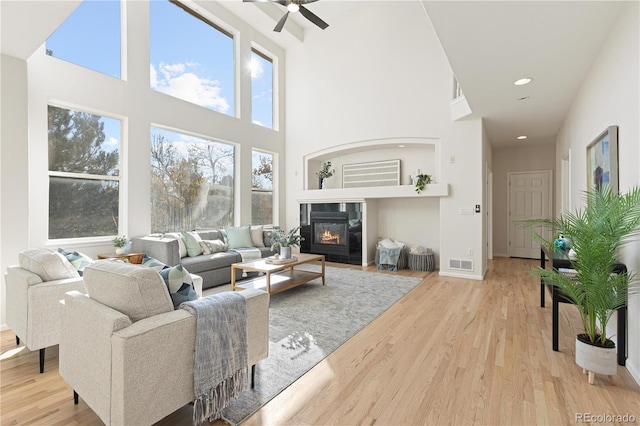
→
(449, 258, 474, 272)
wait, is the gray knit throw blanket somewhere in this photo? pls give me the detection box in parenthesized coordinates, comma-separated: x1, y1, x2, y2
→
(181, 292, 249, 425)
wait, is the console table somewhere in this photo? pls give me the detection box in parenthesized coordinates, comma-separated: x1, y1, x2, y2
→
(539, 245, 627, 366)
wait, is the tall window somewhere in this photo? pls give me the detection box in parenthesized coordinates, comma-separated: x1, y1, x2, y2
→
(151, 128, 235, 232)
(150, 1, 234, 115)
(46, 0, 121, 79)
(251, 150, 273, 225)
(48, 105, 121, 239)
(251, 48, 274, 129)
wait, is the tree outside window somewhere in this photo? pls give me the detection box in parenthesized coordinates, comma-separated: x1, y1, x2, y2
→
(48, 105, 121, 239)
(151, 128, 235, 232)
(251, 150, 273, 225)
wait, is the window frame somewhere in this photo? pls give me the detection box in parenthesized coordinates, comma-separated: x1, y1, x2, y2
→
(250, 45, 276, 130)
(46, 103, 125, 243)
(251, 148, 275, 225)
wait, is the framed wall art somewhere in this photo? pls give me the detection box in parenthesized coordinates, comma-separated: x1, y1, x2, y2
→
(586, 125, 618, 193)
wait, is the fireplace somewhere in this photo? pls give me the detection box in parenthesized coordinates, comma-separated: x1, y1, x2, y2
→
(301, 210, 362, 264)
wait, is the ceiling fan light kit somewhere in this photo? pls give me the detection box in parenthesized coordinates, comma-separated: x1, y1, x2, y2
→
(244, 0, 329, 32)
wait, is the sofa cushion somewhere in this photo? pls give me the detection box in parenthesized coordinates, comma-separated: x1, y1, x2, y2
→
(251, 225, 265, 247)
(83, 260, 173, 322)
(158, 264, 197, 309)
(225, 225, 253, 249)
(180, 251, 241, 274)
(19, 248, 80, 282)
(58, 248, 94, 276)
(197, 230, 223, 241)
(181, 231, 204, 257)
(165, 232, 188, 258)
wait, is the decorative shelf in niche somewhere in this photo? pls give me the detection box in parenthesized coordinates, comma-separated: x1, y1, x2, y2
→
(342, 159, 400, 188)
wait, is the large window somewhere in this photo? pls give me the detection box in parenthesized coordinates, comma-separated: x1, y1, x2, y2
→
(46, 0, 121, 78)
(151, 128, 235, 232)
(251, 48, 274, 128)
(48, 105, 121, 239)
(150, 1, 234, 115)
(251, 150, 273, 225)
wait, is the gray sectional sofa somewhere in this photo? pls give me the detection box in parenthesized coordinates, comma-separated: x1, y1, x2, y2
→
(131, 228, 275, 290)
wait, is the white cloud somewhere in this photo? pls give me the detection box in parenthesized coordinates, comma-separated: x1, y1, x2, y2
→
(105, 136, 119, 148)
(151, 62, 230, 113)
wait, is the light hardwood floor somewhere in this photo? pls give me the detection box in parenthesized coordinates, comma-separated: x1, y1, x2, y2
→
(1, 257, 638, 425)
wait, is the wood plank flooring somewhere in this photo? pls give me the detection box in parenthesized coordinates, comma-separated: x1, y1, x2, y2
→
(2, 257, 638, 425)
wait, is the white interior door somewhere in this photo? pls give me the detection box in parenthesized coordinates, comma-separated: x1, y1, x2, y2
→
(508, 171, 552, 259)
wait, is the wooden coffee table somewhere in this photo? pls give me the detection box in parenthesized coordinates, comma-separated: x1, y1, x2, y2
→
(231, 253, 325, 295)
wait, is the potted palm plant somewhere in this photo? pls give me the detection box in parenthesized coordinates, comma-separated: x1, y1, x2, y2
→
(525, 186, 640, 384)
(270, 226, 305, 259)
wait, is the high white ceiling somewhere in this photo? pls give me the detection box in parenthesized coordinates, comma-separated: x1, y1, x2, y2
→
(1, 1, 627, 148)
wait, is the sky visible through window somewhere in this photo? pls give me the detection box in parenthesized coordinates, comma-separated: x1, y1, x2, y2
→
(46, 0, 277, 155)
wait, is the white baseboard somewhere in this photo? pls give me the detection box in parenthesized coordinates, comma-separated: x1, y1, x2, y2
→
(626, 359, 640, 387)
(439, 271, 484, 281)
(493, 253, 509, 258)
(1, 323, 9, 332)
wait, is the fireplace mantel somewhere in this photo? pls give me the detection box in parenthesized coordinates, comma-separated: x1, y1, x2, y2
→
(296, 183, 448, 203)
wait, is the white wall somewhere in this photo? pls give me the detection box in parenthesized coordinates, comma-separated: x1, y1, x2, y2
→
(0, 0, 286, 329)
(555, 1, 639, 384)
(492, 143, 556, 257)
(285, 1, 485, 278)
(0, 55, 30, 329)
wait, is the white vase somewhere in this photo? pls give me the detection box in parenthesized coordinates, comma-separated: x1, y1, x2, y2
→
(115, 247, 125, 255)
(280, 246, 292, 259)
(575, 335, 617, 384)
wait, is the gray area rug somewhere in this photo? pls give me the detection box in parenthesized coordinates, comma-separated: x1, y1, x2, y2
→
(204, 265, 422, 425)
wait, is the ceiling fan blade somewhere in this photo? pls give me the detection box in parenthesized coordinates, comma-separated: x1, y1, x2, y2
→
(299, 0, 320, 4)
(274, 11, 290, 32)
(299, 4, 329, 30)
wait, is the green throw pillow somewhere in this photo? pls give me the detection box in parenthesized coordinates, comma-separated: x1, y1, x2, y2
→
(141, 255, 169, 272)
(58, 248, 94, 276)
(181, 231, 203, 257)
(225, 225, 254, 249)
(158, 264, 197, 309)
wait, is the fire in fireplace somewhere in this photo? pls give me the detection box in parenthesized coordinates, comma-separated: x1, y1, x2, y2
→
(302, 211, 362, 264)
(315, 223, 346, 246)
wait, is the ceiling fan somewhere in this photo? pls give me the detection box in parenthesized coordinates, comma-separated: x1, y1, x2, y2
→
(243, 0, 329, 32)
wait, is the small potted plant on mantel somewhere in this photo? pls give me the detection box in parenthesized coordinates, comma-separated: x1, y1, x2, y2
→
(414, 172, 432, 194)
(316, 161, 335, 189)
(270, 226, 305, 259)
(524, 186, 640, 384)
(112, 235, 129, 255)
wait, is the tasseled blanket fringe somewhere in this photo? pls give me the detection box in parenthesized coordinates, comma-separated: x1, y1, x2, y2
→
(193, 367, 250, 425)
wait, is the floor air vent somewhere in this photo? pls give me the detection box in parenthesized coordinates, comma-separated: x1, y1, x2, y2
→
(449, 258, 474, 272)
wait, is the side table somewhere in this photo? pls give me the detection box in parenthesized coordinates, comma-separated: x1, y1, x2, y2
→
(408, 251, 435, 272)
(97, 252, 145, 264)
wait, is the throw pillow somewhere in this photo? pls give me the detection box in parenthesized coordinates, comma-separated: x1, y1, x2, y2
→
(199, 241, 212, 255)
(263, 229, 273, 248)
(251, 225, 265, 247)
(181, 231, 203, 257)
(165, 232, 188, 258)
(141, 255, 169, 272)
(19, 248, 80, 281)
(158, 264, 198, 309)
(225, 225, 254, 249)
(202, 239, 228, 253)
(58, 248, 94, 276)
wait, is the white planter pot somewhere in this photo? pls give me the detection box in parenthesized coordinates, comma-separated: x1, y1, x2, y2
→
(280, 246, 292, 259)
(115, 247, 125, 255)
(575, 335, 617, 384)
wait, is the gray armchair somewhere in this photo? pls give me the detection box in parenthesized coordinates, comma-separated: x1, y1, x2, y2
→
(59, 260, 269, 426)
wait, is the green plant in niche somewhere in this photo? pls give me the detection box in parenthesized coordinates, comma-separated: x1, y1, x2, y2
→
(316, 161, 335, 179)
(414, 173, 432, 193)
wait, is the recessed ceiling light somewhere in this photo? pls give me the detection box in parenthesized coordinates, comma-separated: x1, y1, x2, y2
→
(514, 78, 533, 86)
(398, 144, 405, 148)
(517, 135, 528, 140)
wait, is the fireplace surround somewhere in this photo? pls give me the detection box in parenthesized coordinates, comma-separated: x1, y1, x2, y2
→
(300, 204, 362, 265)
